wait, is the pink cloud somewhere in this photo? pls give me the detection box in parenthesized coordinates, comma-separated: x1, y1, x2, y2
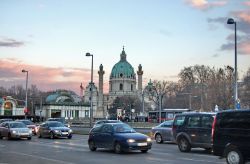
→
(243, 1, 250, 7)
(239, 40, 250, 55)
(235, 10, 250, 24)
(0, 58, 109, 95)
(186, 0, 228, 11)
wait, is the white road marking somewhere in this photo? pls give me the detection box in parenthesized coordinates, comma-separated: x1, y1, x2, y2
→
(7, 151, 75, 164)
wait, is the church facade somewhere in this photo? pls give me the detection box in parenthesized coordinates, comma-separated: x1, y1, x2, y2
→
(83, 47, 144, 118)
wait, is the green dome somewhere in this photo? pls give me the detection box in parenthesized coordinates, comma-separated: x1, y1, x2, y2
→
(110, 48, 135, 79)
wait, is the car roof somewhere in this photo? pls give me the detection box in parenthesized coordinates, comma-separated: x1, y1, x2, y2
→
(217, 109, 250, 114)
(175, 112, 216, 117)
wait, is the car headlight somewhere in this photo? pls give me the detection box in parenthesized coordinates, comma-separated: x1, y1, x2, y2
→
(147, 138, 152, 142)
(127, 139, 135, 143)
(68, 129, 72, 133)
(12, 130, 17, 134)
(54, 130, 60, 133)
(29, 129, 32, 134)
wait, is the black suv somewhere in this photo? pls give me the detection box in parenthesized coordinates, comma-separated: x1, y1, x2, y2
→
(173, 112, 215, 152)
(212, 109, 250, 164)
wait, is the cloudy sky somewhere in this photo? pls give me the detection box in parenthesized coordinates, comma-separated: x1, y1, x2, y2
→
(0, 0, 249, 94)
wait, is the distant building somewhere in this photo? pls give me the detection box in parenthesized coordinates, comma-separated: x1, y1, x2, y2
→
(83, 47, 144, 118)
(0, 96, 25, 116)
(35, 90, 90, 120)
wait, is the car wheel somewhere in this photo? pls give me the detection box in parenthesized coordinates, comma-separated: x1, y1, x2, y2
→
(0, 133, 2, 139)
(68, 135, 72, 139)
(155, 134, 163, 144)
(38, 132, 42, 138)
(88, 140, 97, 151)
(50, 132, 54, 139)
(7, 133, 12, 140)
(177, 137, 191, 152)
(114, 142, 122, 154)
(27, 137, 32, 140)
(141, 150, 148, 153)
(225, 147, 244, 164)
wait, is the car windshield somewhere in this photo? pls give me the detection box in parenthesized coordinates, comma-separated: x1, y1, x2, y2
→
(48, 122, 64, 127)
(48, 118, 65, 123)
(10, 122, 26, 128)
(113, 124, 136, 133)
(20, 120, 34, 125)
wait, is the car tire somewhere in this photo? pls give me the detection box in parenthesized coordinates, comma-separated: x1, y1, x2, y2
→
(38, 132, 42, 138)
(177, 137, 191, 152)
(0, 133, 2, 139)
(88, 140, 97, 151)
(50, 132, 54, 139)
(114, 142, 122, 154)
(225, 147, 244, 164)
(27, 137, 32, 140)
(68, 135, 72, 139)
(7, 133, 12, 140)
(141, 150, 148, 153)
(155, 134, 163, 144)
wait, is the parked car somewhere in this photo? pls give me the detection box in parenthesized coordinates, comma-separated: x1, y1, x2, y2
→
(47, 118, 70, 128)
(0, 118, 12, 124)
(0, 121, 32, 140)
(93, 120, 121, 128)
(212, 109, 250, 164)
(151, 120, 174, 143)
(16, 120, 38, 135)
(88, 122, 152, 153)
(172, 112, 215, 152)
(37, 121, 73, 139)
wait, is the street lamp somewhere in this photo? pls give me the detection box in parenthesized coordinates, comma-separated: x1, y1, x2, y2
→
(227, 18, 238, 109)
(22, 69, 28, 119)
(86, 52, 94, 127)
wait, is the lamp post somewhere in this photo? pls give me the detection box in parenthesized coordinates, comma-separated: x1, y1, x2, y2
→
(86, 52, 94, 127)
(227, 18, 238, 109)
(22, 69, 28, 119)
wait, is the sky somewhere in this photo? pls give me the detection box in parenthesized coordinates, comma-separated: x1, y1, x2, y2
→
(0, 0, 250, 95)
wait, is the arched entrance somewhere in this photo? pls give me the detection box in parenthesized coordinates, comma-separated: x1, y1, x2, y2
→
(4, 101, 13, 116)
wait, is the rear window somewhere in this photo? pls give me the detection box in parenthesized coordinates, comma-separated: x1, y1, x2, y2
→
(219, 112, 250, 129)
(174, 116, 185, 126)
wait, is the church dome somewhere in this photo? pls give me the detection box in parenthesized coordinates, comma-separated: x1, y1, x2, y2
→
(110, 48, 135, 79)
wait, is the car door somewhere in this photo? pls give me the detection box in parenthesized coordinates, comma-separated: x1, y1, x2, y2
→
(161, 121, 173, 141)
(200, 115, 213, 146)
(0, 123, 8, 137)
(185, 115, 202, 145)
(40, 123, 50, 137)
(99, 124, 114, 148)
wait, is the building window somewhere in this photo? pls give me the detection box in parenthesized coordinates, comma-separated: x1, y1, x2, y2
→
(85, 110, 89, 118)
(131, 84, 133, 91)
(120, 84, 123, 91)
(120, 73, 123, 77)
(75, 110, 79, 118)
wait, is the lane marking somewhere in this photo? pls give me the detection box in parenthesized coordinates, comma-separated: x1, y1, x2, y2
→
(7, 151, 75, 164)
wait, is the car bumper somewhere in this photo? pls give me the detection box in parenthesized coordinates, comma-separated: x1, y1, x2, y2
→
(53, 132, 72, 138)
(11, 133, 32, 139)
(122, 142, 152, 151)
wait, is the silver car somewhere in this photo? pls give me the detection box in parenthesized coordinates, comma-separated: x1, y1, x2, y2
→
(0, 121, 32, 140)
(151, 120, 174, 143)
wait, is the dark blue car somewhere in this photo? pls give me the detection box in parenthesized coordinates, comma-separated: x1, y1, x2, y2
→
(88, 123, 152, 153)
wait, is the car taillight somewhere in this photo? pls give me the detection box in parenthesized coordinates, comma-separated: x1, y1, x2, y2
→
(211, 116, 216, 143)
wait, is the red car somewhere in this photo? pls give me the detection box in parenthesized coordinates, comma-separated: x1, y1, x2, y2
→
(16, 120, 38, 135)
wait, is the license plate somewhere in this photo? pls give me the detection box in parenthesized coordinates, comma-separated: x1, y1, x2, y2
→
(137, 143, 147, 146)
(20, 133, 29, 135)
(62, 132, 68, 135)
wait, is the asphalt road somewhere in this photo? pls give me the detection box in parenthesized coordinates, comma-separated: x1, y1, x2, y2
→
(0, 134, 227, 164)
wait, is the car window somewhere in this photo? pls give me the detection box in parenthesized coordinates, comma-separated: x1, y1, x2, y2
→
(114, 124, 136, 133)
(101, 124, 113, 133)
(48, 122, 64, 127)
(9, 122, 26, 128)
(201, 116, 213, 128)
(219, 112, 250, 129)
(187, 116, 200, 128)
(162, 121, 173, 127)
(173, 116, 185, 126)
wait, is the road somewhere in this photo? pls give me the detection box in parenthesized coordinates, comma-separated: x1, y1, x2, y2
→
(0, 134, 226, 164)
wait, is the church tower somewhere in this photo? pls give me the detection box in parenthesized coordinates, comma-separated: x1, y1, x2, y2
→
(137, 64, 143, 92)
